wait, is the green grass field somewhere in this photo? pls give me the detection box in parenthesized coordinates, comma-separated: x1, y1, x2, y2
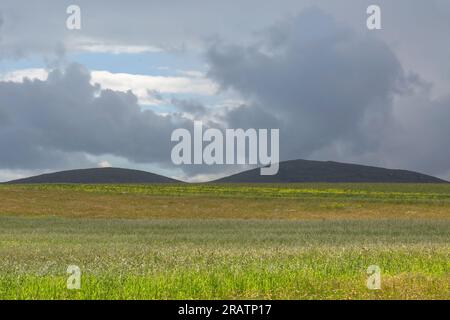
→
(0, 184, 448, 299)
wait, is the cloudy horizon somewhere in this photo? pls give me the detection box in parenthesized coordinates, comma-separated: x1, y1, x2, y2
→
(1, 0, 450, 182)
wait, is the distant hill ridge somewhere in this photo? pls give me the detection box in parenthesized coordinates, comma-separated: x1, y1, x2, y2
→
(5, 167, 180, 184)
(215, 159, 447, 183)
(4, 160, 447, 184)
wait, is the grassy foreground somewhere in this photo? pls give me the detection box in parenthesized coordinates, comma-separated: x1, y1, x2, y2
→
(0, 184, 449, 299)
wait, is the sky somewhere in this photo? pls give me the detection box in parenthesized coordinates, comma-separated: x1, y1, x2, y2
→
(0, 0, 450, 182)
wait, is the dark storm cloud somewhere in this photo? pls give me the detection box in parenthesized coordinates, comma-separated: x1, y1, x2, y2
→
(204, 7, 450, 178)
(0, 64, 190, 170)
(207, 8, 405, 161)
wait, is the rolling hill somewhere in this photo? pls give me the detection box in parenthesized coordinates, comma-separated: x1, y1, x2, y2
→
(4, 160, 447, 184)
(5, 167, 181, 184)
(215, 159, 447, 183)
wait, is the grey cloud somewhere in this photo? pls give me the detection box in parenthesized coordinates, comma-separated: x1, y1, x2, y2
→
(380, 92, 450, 176)
(171, 98, 208, 118)
(147, 90, 163, 102)
(0, 11, 3, 43)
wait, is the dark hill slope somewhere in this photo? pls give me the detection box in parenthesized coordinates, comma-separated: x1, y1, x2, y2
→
(5, 167, 181, 184)
(215, 159, 446, 183)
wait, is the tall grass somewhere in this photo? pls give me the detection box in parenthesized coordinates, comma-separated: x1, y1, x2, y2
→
(0, 217, 448, 299)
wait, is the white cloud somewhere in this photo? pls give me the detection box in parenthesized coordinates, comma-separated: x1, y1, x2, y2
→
(176, 70, 205, 78)
(0, 68, 218, 105)
(98, 160, 111, 168)
(71, 40, 163, 54)
(0, 69, 48, 82)
(92, 70, 217, 95)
